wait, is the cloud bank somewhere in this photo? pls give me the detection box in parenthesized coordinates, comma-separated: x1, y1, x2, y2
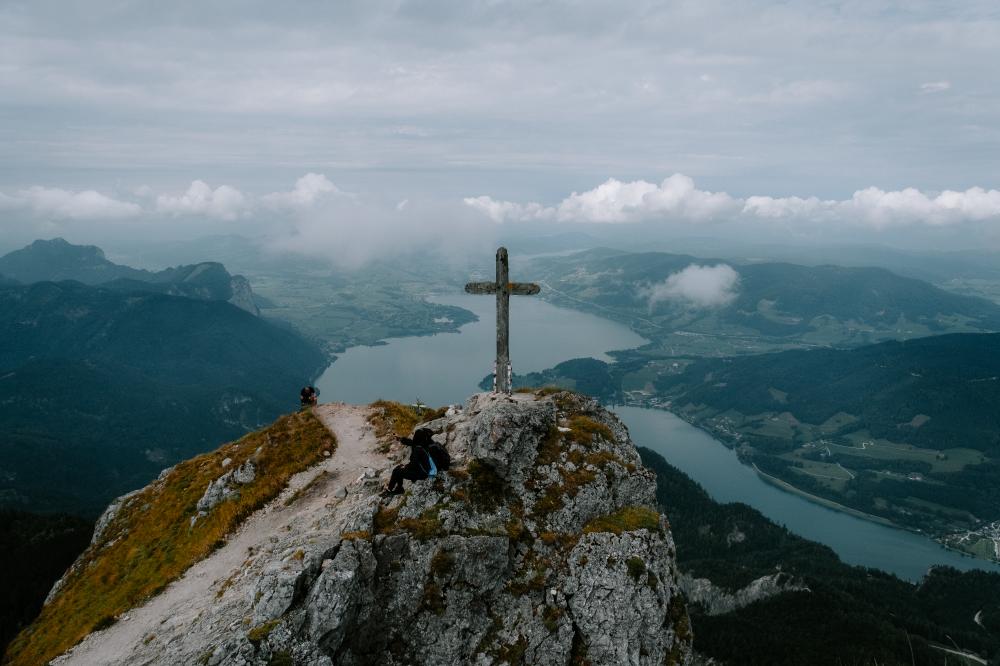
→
(261, 173, 342, 210)
(4, 172, 999, 262)
(0, 186, 141, 220)
(0, 174, 491, 267)
(0, 173, 344, 224)
(4, 2, 999, 205)
(156, 181, 249, 220)
(466, 174, 1000, 229)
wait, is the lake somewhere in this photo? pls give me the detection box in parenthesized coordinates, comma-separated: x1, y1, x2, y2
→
(316, 293, 648, 407)
(316, 293, 1000, 581)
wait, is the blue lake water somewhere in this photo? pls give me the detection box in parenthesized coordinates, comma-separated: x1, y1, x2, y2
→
(316, 293, 1000, 581)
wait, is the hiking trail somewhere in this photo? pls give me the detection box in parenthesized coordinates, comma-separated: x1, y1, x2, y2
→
(54, 403, 388, 666)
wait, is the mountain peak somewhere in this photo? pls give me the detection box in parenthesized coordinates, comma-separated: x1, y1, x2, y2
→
(12, 392, 692, 666)
(31, 237, 108, 261)
(0, 239, 260, 315)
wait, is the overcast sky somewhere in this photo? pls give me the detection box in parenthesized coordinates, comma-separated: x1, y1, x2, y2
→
(2, 1, 999, 256)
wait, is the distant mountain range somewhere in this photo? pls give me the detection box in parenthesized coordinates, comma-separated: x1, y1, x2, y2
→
(528, 248, 1000, 355)
(0, 238, 260, 315)
(0, 273, 325, 517)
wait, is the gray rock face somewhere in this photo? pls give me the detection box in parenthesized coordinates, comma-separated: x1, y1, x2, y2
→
(228, 275, 260, 316)
(197, 461, 256, 513)
(679, 571, 809, 616)
(65, 392, 693, 665)
(198, 460, 256, 512)
(251, 393, 692, 665)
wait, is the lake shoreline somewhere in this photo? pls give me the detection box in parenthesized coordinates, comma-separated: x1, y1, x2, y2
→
(644, 403, 999, 566)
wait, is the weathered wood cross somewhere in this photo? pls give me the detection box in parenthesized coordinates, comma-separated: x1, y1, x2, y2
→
(465, 247, 540, 394)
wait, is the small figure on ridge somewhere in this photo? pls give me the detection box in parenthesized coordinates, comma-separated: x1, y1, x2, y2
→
(300, 385, 318, 409)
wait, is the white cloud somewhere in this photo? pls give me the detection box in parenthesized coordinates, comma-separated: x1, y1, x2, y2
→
(746, 186, 1000, 227)
(742, 195, 829, 218)
(644, 264, 741, 309)
(267, 196, 494, 270)
(0, 186, 141, 219)
(465, 174, 738, 224)
(841, 186, 1000, 227)
(261, 173, 341, 209)
(468, 174, 1000, 229)
(155, 180, 248, 220)
(462, 196, 556, 224)
(920, 81, 951, 94)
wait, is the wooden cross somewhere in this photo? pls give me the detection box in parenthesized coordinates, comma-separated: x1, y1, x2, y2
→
(465, 247, 540, 394)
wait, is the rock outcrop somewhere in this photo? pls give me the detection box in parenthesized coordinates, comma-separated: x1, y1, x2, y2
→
(46, 392, 692, 665)
(227, 274, 261, 315)
(679, 571, 808, 616)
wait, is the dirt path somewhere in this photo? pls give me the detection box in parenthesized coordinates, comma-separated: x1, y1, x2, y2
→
(55, 403, 388, 665)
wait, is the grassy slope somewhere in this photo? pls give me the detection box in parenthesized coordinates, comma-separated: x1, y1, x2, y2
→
(3, 410, 335, 666)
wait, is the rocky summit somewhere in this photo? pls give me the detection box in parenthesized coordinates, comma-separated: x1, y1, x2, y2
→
(22, 391, 692, 666)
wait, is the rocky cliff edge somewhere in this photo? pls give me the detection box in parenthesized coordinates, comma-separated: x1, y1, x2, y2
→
(28, 391, 692, 666)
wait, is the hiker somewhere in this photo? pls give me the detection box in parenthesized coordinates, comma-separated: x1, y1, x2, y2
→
(300, 386, 318, 408)
(382, 427, 448, 496)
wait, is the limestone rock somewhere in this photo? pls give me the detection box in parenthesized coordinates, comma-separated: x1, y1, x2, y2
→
(227, 275, 260, 316)
(679, 571, 808, 616)
(51, 392, 692, 665)
(197, 461, 256, 513)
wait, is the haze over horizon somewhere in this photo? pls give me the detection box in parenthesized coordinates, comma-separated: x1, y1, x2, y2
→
(2, 1, 1000, 259)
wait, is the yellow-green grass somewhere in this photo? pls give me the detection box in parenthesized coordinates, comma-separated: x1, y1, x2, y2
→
(742, 412, 799, 439)
(620, 366, 659, 392)
(902, 497, 977, 521)
(5, 410, 335, 666)
(582, 506, 661, 535)
(563, 415, 613, 447)
(368, 400, 446, 441)
(837, 432, 986, 473)
(818, 412, 858, 434)
(786, 461, 851, 493)
(962, 538, 999, 561)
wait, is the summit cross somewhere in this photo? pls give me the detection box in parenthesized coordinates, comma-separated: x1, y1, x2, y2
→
(465, 247, 540, 394)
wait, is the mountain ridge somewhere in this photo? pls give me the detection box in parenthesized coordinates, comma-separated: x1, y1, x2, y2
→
(0, 238, 260, 315)
(7, 393, 693, 666)
(528, 248, 1000, 355)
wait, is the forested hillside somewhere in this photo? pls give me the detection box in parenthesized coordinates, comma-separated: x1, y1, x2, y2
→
(641, 447, 1000, 665)
(655, 332, 1000, 453)
(528, 249, 1000, 354)
(0, 281, 326, 515)
(0, 510, 92, 659)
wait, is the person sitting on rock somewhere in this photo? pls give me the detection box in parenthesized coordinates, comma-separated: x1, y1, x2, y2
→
(300, 386, 318, 408)
(382, 428, 435, 497)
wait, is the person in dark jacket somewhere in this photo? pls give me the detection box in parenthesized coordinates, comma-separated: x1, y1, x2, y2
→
(300, 386, 318, 408)
(382, 428, 434, 496)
